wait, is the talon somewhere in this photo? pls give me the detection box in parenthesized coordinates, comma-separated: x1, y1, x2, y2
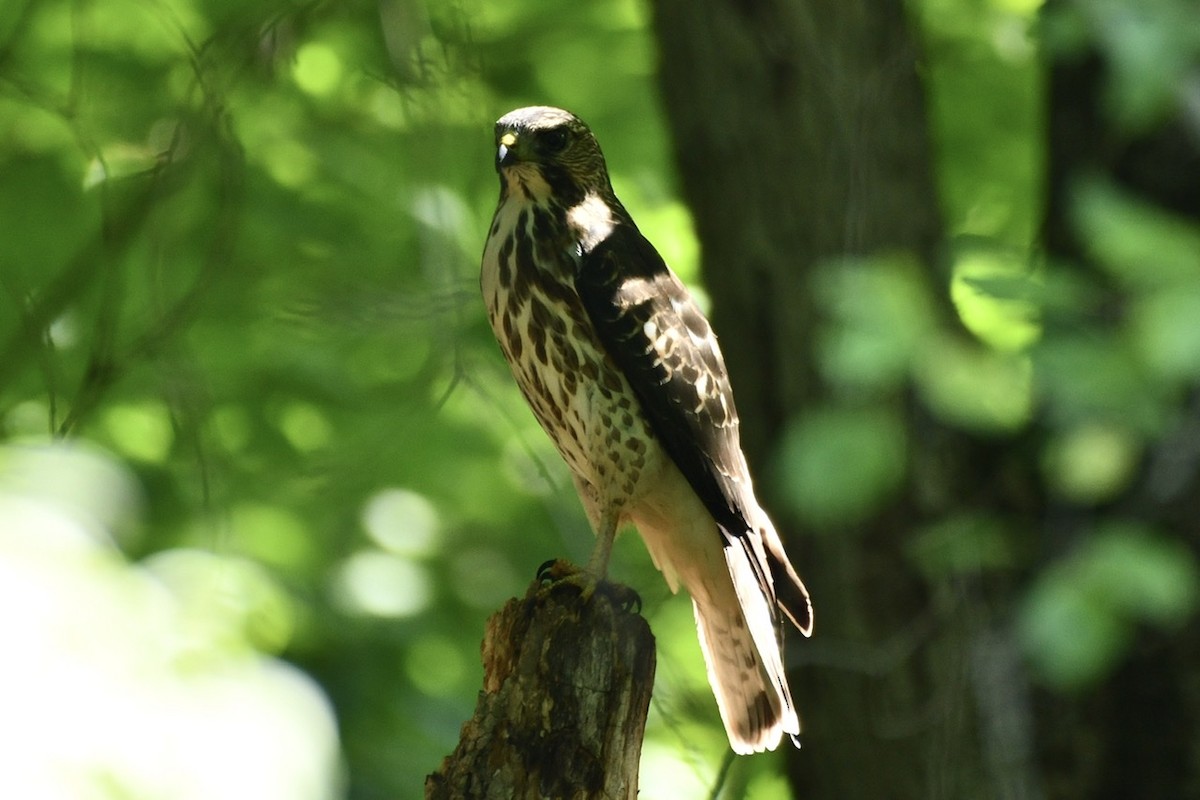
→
(625, 587, 642, 614)
(534, 560, 598, 602)
(600, 582, 642, 614)
(535, 558, 559, 584)
(533, 559, 641, 612)
(536, 558, 580, 585)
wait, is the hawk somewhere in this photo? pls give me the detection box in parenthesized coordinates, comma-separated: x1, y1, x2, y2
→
(480, 106, 813, 754)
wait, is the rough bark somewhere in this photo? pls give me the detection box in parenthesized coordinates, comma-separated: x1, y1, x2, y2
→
(425, 579, 655, 800)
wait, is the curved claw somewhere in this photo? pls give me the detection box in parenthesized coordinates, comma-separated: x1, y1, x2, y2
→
(535, 558, 559, 584)
(536, 558, 580, 585)
(535, 559, 642, 614)
(600, 582, 642, 614)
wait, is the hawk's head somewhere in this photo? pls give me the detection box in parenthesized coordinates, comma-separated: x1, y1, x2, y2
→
(494, 106, 611, 203)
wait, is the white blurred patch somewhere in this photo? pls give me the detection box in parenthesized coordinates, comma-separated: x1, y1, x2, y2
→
(331, 550, 432, 618)
(361, 487, 440, 557)
(0, 443, 343, 800)
(0, 440, 141, 544)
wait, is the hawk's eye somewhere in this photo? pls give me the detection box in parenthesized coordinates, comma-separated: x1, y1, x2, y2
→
(541, 128, 569, 154)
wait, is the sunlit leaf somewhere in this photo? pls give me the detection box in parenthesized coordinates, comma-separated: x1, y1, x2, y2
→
(0, 445, 339, 800)
(293, 42, 345, 97)
(361, 487, 441, 557)
(914, 334, 1033, 432)
(950, 245, 1041, 351)
(330, 550, 433, 618)
(145, 548, 297, 656)
(103, 402, 176, 463)
(227, 504, 317, 575)
(1041, 423, 1141, 504)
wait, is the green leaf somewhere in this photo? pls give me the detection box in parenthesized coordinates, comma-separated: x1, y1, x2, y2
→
(1132, 287, 1200, 381)
(1019, 568, 1130, 689)
(815, 256, 935, 393)
(1072, 177, 1200, 288)
(950, 245, 1041, 352)
(1019, 522, 1199, 689)
(1041, 423, 1141, 504)
(914, 334, 1033, 432)
(907, 513, 1015, 578)
(1035, 333, 1167, 433)
(1082, 522, 1200, 625)
(774, 405, 907, 528)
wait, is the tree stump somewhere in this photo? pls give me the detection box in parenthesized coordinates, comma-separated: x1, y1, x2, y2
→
(425, 576, 656, 799)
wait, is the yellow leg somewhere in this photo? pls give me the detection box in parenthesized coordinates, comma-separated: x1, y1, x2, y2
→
(584, 510, 617, 581)
(540, 479, 638, 610)
(537, 509, 638, 609)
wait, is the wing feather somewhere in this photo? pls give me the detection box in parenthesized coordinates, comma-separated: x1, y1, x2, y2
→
(575, 219, 819, 636)
(575, 223, 759, 545)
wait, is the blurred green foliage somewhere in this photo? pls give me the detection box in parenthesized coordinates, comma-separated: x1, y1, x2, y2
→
(0, 0, 721, 796)
(800, 0, 1200, 701)
(1018, 521, 1199, 687)
(2, 0, 1199, 797)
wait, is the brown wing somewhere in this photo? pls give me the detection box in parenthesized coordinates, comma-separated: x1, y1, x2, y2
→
(575, 222, 757, 542)
(576, 217, 815, 636)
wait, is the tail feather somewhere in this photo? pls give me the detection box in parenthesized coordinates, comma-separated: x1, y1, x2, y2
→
(762, 522, 814, 637)
(628, 463, 809, 754)
(691, 540, 799, 754)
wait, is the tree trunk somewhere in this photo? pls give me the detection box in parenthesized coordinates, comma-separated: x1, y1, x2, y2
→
(649, 1, 1001, 797)
(651, 0, 942, 443)
(426, 578, 655, 800)
(652, 0, 1200, 798)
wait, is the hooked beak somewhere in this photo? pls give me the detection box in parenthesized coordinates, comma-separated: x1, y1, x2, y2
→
(496, 131, 518, 170)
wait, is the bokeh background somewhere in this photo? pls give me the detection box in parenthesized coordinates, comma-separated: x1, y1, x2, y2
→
(2, 0, 1198, 798)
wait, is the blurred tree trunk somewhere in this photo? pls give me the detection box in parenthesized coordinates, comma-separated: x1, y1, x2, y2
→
(652, 0, 1200, 798)
(651, 0, 942, 437)
(651, 0, 1012, 798)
